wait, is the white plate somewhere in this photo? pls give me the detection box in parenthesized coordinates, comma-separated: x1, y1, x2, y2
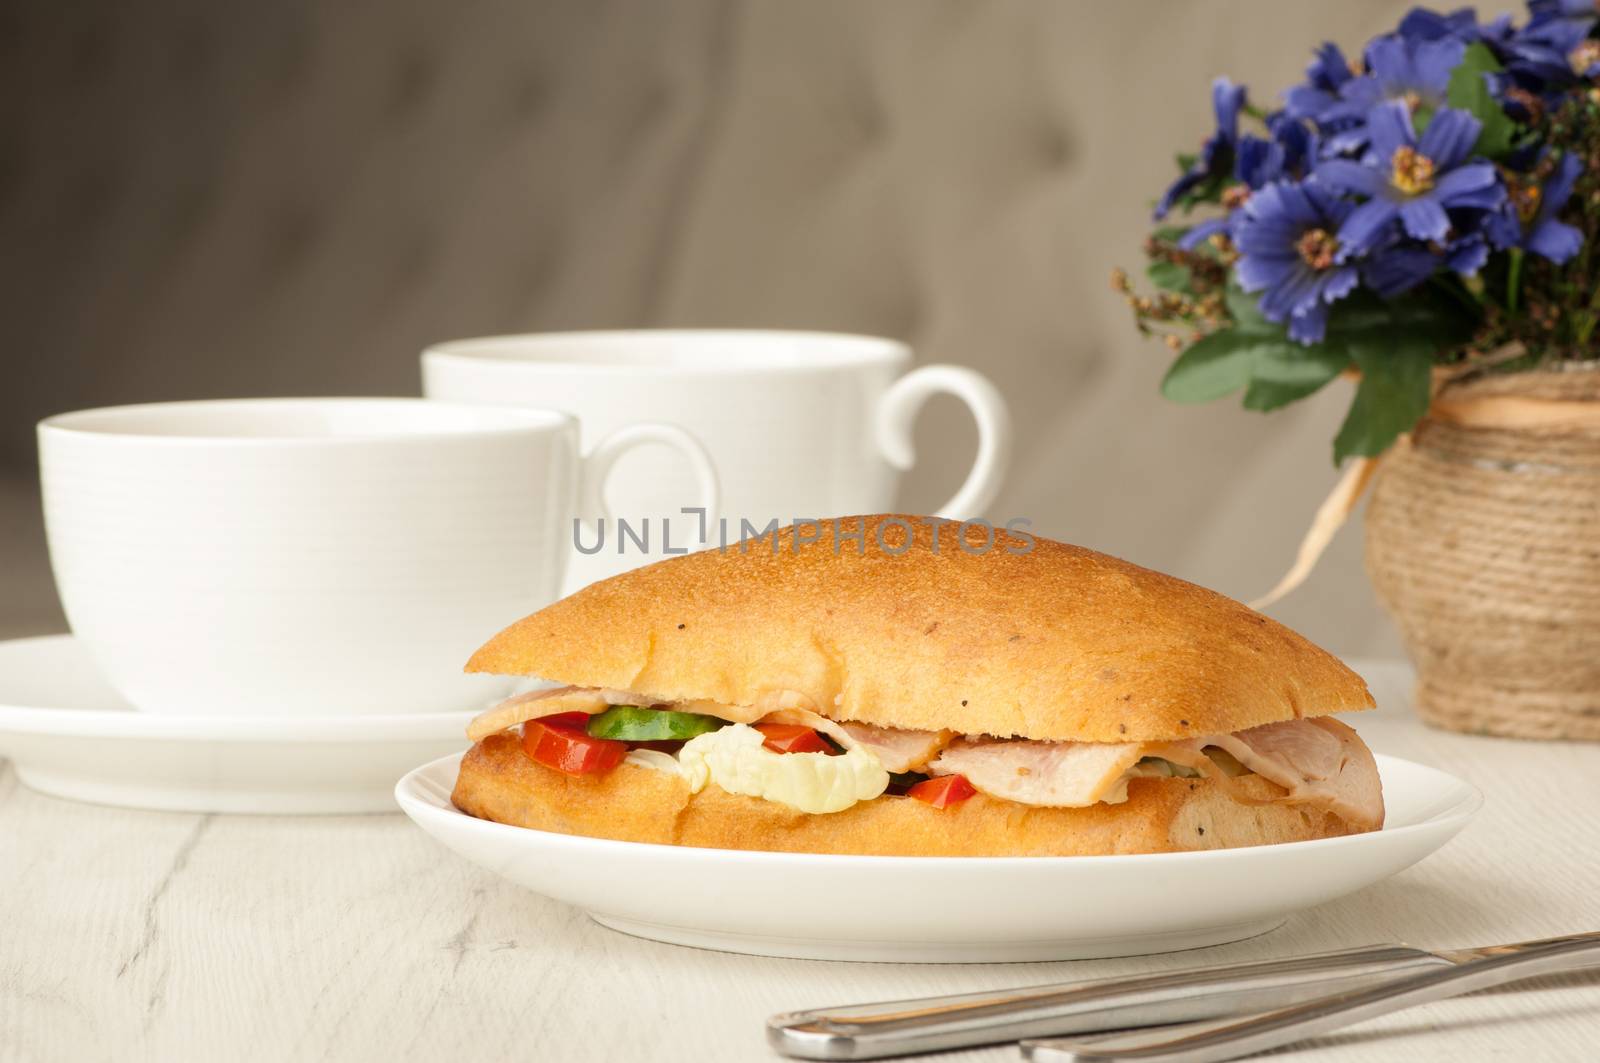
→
(0, 635, 474, 814)
(395, 750, 1481, 962)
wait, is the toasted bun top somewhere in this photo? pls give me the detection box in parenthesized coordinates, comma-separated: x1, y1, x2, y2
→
(467, 515, 1373, 742)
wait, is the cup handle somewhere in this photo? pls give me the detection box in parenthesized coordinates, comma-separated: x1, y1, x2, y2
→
(875, 365, 1013, 518)
(578, 423, 722, 531)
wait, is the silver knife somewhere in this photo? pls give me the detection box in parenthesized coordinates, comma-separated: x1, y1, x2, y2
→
(766, 936, 1584, 1060)
(1021, 929, 1600, 1062)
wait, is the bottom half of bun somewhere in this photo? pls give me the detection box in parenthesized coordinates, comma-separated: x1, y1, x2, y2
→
(451, 734, 1372, 856)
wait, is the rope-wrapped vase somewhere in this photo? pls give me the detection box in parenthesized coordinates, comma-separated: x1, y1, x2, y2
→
(1365, 365, 1600, 740)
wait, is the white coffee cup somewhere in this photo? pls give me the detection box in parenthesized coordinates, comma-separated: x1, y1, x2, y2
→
(38, 398, 718, 716)
(422, 330, 1012, 591)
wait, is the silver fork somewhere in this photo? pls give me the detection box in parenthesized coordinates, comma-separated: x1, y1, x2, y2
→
(1022, 929, 1600, 1062)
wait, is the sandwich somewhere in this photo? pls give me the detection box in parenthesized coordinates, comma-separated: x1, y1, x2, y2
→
(452, 515, 1383, 856)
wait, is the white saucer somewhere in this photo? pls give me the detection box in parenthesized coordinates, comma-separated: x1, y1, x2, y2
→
(397, 751, 1480, 963)
(0, 635, 475, 814)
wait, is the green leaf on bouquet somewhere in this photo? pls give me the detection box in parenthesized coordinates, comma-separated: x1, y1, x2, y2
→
(1161, 280, 1477, 455)
(1326, 284, 1480, 348)
(1224, 285, 1270, 329)
(1243, 344, 1351, 411)
(1158, 285, 1279, 401)
(1164, 286, 1316, 405)
(1332, 338, 1434, 463)
(1161, 328, 1263, 403)
(1146, 260, 1193, 292)
(1220, 287, 1350, 410)
(1319, 286, 1477, 463)
(1446, 43, 1517, 159)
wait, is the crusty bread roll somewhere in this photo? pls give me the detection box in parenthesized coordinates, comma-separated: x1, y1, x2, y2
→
(468, 516, 1373, 743)
(453, 734, 1362, 856)
(454, 515, 1381, 856)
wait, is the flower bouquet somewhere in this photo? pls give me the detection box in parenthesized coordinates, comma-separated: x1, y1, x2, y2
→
(1118, 3, 1600, 739)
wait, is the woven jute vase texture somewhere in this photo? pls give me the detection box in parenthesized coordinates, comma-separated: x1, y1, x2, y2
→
(1365, 365, 1600, 740)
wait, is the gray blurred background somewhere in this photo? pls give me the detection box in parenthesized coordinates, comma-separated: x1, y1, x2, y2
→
(1, 0, 1518, 653)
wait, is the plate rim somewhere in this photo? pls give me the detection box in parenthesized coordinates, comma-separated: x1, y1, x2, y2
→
(395, 750, 1483, 868)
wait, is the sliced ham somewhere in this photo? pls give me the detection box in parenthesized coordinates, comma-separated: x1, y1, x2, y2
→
(467, 686, 821, 741)
(757, 707, 860, 752)
(928, 737, 1148, 807)
(684, 703, 950, 773)
(837, 722, 953, 773)
(1137, 739, 1215, 775)
(465, 684, 1382, 829)
(1215, 719, 1344, 782)
(914, 718, 1382, 826)
(681, 689, 819, 725)
(1208, 718, 1384, 830)
(465, 686, 612, 741)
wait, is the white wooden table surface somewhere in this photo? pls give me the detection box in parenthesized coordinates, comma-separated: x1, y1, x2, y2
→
(2, 661, 1598, 1063)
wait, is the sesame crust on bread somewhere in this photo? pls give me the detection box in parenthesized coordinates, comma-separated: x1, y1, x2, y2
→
(466, 515, 1373, 743)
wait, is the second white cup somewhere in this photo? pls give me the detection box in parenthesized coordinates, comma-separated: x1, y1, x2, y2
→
(423, 330, 1013, 591)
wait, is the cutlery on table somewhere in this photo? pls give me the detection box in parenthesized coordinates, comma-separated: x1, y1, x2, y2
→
(1022, 929, 1600, 1061)
(767, 931, 1600, 1061)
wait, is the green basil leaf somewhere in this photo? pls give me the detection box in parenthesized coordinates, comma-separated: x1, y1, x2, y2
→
(586, 706, 725, 741)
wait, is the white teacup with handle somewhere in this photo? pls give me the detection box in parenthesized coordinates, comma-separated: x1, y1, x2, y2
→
(38, 398, 718, 716)
(422, 330, 1012, 592)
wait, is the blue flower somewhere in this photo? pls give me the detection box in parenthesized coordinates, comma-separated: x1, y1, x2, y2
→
(1446, 229, 1493, 273)
(1315, 102, 1505, 254)
(1486, 151, 1586, 262)
(1527, 0, 1599, 33)
(1362, 241, 1444, 297)
(1176, 112, 1316, 250)
(1500, 9, 1595, 91)
(1396, 6, 1484, 43)
(1573, 37, 1600, 78)
(1475, 14, 1520, 52)
(1285, 43, 1358, 122)
(1233, 180, 1360, 344)
(1237, 112, 1316, 188)
(1155, 79, 1247, 219)
(1319, 35, 1466, 153)
(1359, 220, 1489, 299)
